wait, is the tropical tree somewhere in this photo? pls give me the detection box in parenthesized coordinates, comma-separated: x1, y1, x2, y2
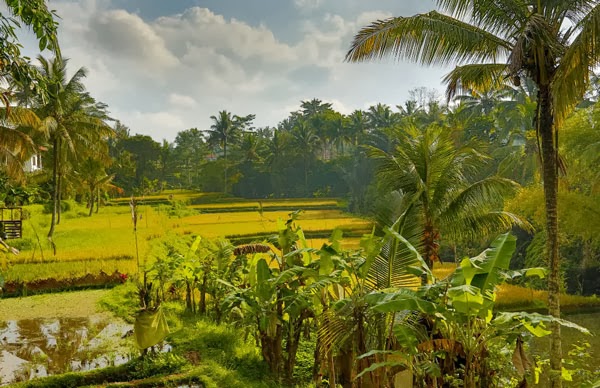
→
(347, 110, 369, 147)
(368, 125, 524, 277)
(75, 156, 113, 216)
(300, 98, 332, 117)
(1, 0, 60, 105)
(34, 56, 113, 241)
(346, 2, 600, 381)
(366, 103, 400, 151)
(292, 121, 320, 192)
(0, 106, 48, 181)
(207, 111, 255, 193)
(173, 128, 206, 187)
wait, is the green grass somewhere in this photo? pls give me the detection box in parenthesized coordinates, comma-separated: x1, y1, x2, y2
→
(0, 289, 110, 320)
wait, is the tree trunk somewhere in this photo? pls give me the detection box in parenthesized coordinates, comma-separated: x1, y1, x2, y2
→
(88, 186, 95, 217)
(185, 281, 193, 311)
(284, 318, 303, 385)
(422, 220, 439, 284)
(312, 336, 323, 385)
(96, 186, 100, 214)
(48, 137, 59, 239)
(199, 273, 207, 314)
(223, 139, 228, 194)
(57, 171, 62, 225)
(539, 85, 562, 388)
(304, 156, 309, 194)
(260, 325, 283, 380)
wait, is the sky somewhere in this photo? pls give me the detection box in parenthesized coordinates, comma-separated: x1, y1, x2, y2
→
(15, 0, 451, 141)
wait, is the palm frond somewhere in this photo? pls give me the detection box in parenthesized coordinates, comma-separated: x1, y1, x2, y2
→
(445, 211, 530, 242)
(435, 0, 527, 36)
(345, 11, 510, 66)
(318, 308, 354, 352)
(444, 64, 510, 101)
(439, 177, 519, 220)
(554, 4, 600, 126)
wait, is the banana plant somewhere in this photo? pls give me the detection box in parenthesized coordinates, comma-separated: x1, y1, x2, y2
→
(221, 213, 319, 384)
(364, 233, 589, 388)
(314, 221, 432, 387)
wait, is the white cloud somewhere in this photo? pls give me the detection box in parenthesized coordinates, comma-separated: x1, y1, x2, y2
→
(42, 2, 446, 141)
(294, 0, 323, 10)
(168, 93, 197, 108)
(87, 10, 178, 69)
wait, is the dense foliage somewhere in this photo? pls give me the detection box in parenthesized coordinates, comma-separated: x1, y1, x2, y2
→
(1, 1, 600, 386)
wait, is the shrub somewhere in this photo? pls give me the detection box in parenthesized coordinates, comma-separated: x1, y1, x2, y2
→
(42, 200, 72, 214)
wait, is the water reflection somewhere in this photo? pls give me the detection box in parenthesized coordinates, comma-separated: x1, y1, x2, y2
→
(0, 317, 133, 385)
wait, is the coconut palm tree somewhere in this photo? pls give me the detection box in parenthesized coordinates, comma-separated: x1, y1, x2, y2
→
(292, 121, 320, 193)
(207, 111, 255, 193)
(366, 103, 400, 151)
(347, 110, 369, 147)
(0, 105, 49, 181)
(346, 2, 600, 382)
(368, 125, 525, 278)
(34, 56, 113, 241)
(300, 98, 332, 117)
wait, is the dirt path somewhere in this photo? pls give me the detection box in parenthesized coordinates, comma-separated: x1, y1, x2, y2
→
(0, 289, 112, 320)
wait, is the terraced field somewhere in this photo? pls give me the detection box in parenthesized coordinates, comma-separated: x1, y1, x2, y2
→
(2, 191, 369, 282)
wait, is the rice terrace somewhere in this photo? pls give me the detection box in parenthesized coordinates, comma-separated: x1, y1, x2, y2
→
(1, 0, 600, 387)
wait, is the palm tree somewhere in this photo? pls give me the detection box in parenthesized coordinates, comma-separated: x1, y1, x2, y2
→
(264, 129, 292, 194)
(75, 156, 114, 216)
(292, 121, 320, 193)
(207, 111, 255, 193)
(347, 110, 369, 147)
(0, 105, 48, 181)
(366, 103, 400, 151)
(346, 2, 600, 382)
(300, 98, 332, 117)
(368, 125, 524, 277)
(34, 56, 113, 240)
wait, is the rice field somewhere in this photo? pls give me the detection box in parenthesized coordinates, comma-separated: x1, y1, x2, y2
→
(1, 191, 368, 282)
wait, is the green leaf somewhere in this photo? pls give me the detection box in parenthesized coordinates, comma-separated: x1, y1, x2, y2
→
(561, 367, 573, 382)
(186, 236, 201, 260)
(318, 246, 334, 276)
(366, 290, 437, 314)
(452, 233, 515, 293)
(460, 257, 479, 285)
(525, 267, 546, 279)
(329, 228, 343, 251)
(256, 259, 273, 302)
(356, 360, 406, 380)
(386, 227, 433, 282)
(448, 284, 484, 315)
(359, 228, 383, 277)
(257, 259, 271, 283)
(522, 321, 552, 337)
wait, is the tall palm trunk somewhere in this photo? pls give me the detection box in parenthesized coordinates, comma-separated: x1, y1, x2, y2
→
(223, 138, 228, 193)
(539, 85, 562, 388)
(96, 187, 100, 214)
(422, 219, 439, 284)
(48, 137, 59, 239)
(88, 185, 95, 217)
(57, 170, 62, 225)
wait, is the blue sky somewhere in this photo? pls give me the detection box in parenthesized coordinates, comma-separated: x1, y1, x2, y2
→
(22, 0, 448, 140)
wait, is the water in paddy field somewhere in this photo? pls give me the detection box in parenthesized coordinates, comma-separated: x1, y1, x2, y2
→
(529, 310, 600, 385)
(0, 317, 135, 385)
